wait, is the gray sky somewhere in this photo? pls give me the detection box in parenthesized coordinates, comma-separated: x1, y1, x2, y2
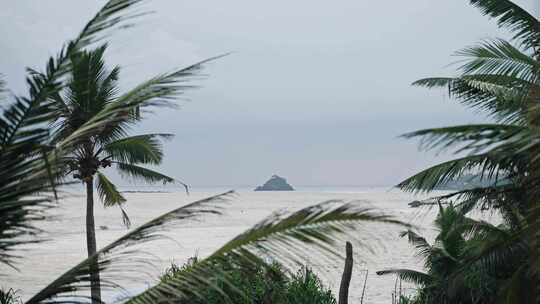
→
(1, 0, 538, 187)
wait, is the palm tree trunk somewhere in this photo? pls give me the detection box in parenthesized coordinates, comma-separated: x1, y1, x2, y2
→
(86, 178, 101, 303)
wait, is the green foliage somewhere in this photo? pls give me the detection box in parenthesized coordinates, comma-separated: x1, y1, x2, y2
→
(397, 295, 415, 304)
(379, 205, 506, 304)
(469, 0, 540, 50)
(0, 289, 21, 304)
(396, 2, 540, 302)
(0, 0, 166, 269)
(160, 259, 336, 304)
(284, 268, 336, 304)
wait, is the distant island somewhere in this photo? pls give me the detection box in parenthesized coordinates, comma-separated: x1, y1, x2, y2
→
(255, 175, 295, 191)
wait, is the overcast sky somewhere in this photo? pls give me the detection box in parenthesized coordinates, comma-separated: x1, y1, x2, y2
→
(1, 1, 538, 188)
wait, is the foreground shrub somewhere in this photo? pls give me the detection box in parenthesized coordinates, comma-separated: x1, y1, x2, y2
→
(0, 289, 21, 304)
(160, 258, 336, 304)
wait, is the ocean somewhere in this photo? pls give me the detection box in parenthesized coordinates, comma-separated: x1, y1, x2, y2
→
(3, 186, 448, 303)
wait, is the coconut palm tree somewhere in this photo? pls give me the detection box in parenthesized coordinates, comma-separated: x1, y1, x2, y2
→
(47, 43, 226, 302)
(0, 0, 222, 301)
(397, 0, 540, 302)
(377, 205, 510, 304)
(377, 205, 467, 304)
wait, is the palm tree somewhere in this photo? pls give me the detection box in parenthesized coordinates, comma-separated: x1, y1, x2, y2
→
(47, 42, 227, 302)
(396, 0, 540, 302)
(377, 205, 466, 304)
(377, 205, 508, 304)
(0, 0, 222, 301)
(0, 0, 157, 271)
(399, 0, 540, 210)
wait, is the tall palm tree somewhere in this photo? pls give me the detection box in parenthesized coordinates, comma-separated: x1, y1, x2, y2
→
(1, 0, 224, 302)
(48, 44, 218, 302)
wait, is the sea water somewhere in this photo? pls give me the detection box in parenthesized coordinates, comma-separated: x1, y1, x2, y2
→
(2, 186, 447, 303)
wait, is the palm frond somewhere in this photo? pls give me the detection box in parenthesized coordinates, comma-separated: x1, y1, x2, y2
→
(400, 230, 432, 259)
(112, 54, 228, 113)
(0, 97, 62, 268)
(455, 39, 540, 83)
(398, 153, 512, 193)
(469, 0, 540, 50)
(95, 172, 130, 227)
(438, 185, 524, 225)
(402, 124, 524, 154)
(413, 75, 532, 123)
(104, 133, 173, 165)
(376, 269, 433, 286)
(413, 77, 454, 89)
(458, 218, 511, 242)
(461, 233, 527, 279)
(51, 45, 121, 142)
(115, 162, 174, 184)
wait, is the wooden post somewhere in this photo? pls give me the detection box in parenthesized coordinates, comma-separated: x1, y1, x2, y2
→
(338, 242, 353, 304)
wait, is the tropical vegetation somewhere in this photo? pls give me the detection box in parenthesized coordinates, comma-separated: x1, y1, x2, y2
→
(159, 259, 336, 304)
(4, 0, 539, 303)
(378, 204, 508, 303)
(48, 43, 179, 302)
(378, 0, 540, 303)
(0, 288, 21, 304)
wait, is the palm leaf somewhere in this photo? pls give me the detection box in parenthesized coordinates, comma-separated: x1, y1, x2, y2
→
(95, 172, 130, 227)
(115, 162, 174, 184)
(469, 0, 540, 50)
(455, 39, 540, 83)
(400, 230, 432, 260)
(398, 153, 512, 193)
(115, 53, 229, 111)
(432, 184, 523, 221)
(376, 269, 433, 286)
(104, 133, 173, 165)
(0, 97, 63, 268)
(413, 75, 531, 123)
(402, 124, 524, 154)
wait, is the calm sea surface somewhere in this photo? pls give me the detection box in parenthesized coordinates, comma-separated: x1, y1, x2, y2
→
(3, 186, 455, 303)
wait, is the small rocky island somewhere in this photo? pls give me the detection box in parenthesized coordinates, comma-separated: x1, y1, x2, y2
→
(255, 175, 295, 191)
